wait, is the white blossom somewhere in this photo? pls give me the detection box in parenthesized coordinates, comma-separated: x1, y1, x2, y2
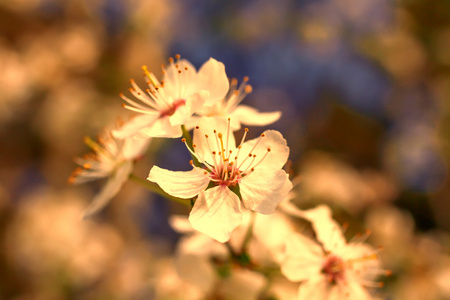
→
(69, 122, 150, 218)
(169, 215, 267, 300)
(187, 76, 281, 131)
(281, 205, 386, 300)
(112, 55, 229, 139)
(148, 118, 292, 242)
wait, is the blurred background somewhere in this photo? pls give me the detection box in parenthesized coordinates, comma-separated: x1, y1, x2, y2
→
(0, 0, 449, 299)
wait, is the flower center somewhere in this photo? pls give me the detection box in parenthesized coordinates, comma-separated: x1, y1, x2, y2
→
(160, 99, 186, 117)
(182, 119, 271, 188)
(322, 255, 345, 284)
(210, 165, 242, 187)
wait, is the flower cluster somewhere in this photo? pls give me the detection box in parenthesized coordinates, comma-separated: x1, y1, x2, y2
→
(70, 56, 387, 299)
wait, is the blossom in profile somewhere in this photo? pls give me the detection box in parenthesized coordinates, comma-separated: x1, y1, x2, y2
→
(112, 55, 229, 139)
(148, 118, 292, 242)
(69, 122, 150, 218)
(281, 205, 387, 300)
(187, 77, 281, 131)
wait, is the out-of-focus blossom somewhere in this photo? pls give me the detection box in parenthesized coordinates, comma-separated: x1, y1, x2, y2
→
(0, 42, 30, 122)
(293, 151, 397, 214)
(153, 258, 205, 300)
(148, 118, 292, 242)
(360, 9, 426, 83)
(20, 24, 102, 88)
(281, 205, 384, 299)
(167, 215, 267, 300)
(187, 76, 281, 131)
(113, 56, 229, 139)
(390, 234, 450, 300)
(5, 188, 123, 287)
(69, 122, 150, 218)
(228, 209, 299, 266)
(365, 205, 415, 267)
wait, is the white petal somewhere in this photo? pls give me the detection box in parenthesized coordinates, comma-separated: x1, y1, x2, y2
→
(122, 136, 151, 160)
(112, 114, 159, 139)
(252, 212, 296, 264)
(192, 117, 236, 164)
(177, 231, 229, 258)
(197, 58, 229, 105)
(189, 186, 242, 243)
(298, 276, 331, 300)
(339, 243, 381, 282)
(231, 105, 281, 127)
(168, 102, 189, 126)
(240, 169, 292, 214)
(281, 233, 324, 282)
(302, 205, 347, 253)
(163, 59, 198, 98)
(185, 90, 209, 116)
(278, 199, 308, 218)
(336, 278, 373, 300)
(83, 161, 133, 218)
(238, 130, 289, 172)
(139, 116, 182, 138)
(147, 166, 210, 199)
(169, 215, 193, 233)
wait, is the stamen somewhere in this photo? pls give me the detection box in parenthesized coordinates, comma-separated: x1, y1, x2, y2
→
(181, 138, 197, 158)
(142, 65, 160, 87)
(213, 130, 222, 161)
(225, 118, 231, 156)
(204, 134, 219, 168)
(121, 104, 159, 115)
(249, 147, 271, 170)
(234, 128, 248, 166)
(237, 133, 265, 170)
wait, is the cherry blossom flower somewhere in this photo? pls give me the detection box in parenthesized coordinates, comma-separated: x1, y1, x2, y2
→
(148, 118, 292, 242)
(112, 55, 229, 139)
(187, 77, 281, 131)
(281, 205, 387, 300)
(68, 123, 150, 218)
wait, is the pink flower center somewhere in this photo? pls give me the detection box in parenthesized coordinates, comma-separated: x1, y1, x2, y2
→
(210, 165, 242, 187)
(322, 255, 346, 284)
(160, 99, 186, 117)
(183, 119, 271, 189)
